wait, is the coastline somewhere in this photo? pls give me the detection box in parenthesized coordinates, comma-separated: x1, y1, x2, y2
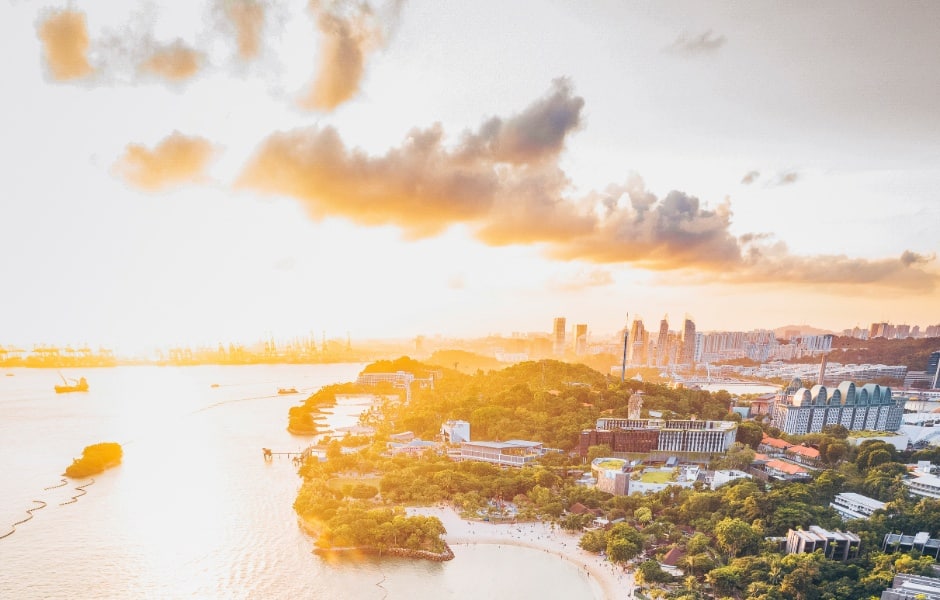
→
(408, 506, 634, 600)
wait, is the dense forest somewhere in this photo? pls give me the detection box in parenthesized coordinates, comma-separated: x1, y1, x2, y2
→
(291, 358, 940, 598)
(787, 336, 940, 370)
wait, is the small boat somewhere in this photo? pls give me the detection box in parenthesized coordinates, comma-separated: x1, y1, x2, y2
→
(277, 387, 299, 395)
(55, 375, 89, 393)
(210, 383, 220, 388)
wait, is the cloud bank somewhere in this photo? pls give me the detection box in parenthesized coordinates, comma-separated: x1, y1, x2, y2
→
(237, 80, 938, 291)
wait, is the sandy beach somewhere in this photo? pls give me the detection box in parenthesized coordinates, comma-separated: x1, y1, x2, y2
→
(408, 506, 635, 600)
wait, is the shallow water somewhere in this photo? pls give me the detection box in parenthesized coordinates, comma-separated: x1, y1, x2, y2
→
(0, 364, 599, 599)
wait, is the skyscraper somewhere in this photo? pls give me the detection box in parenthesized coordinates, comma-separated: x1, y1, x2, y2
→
(629, 318, 647, 366)
(681, 317, 697, 368)
(575, 324, 588, 355)
(656, 315, 669, 366)
(552, 317, 566, 356)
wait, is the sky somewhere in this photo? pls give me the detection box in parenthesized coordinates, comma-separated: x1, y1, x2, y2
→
(1, 0, 939, 352)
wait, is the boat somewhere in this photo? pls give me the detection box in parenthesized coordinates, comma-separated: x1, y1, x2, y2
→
(210, 383, 220, 388)
(55, 375, 89, 393)
(277, 387, 299, 395)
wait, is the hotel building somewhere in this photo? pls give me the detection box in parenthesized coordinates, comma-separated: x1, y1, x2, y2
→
(770, 378, 904, 435)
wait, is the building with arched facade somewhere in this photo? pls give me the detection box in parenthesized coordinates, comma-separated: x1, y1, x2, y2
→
(770, 378, 904, 435)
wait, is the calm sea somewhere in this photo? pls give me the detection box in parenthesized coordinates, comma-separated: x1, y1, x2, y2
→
(0, 364, 597, 599)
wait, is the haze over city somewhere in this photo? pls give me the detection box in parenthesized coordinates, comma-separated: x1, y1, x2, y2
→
(2, 1, 939, 354)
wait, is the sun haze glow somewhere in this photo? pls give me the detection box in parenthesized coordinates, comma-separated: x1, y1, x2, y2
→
(2, 0, 939, 352)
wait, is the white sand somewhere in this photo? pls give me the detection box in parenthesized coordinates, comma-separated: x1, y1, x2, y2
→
(407, 506, 635, 600)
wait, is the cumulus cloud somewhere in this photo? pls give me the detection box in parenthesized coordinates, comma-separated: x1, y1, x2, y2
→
(139, 40, 203, 81)
(237, 79, 938, 292)
(301, 0, 404, 111)
(239, 79, 587, 237)
(37, 8, 94, 81)
(730, 242, 939, 291)
(664, 29, 726, 56)
(114, 132, 215, 190)
(217, 0, 268, 60)
(741, 170, 760, 185)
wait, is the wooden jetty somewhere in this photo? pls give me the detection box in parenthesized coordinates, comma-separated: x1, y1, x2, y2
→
(262, 447, 314, 463)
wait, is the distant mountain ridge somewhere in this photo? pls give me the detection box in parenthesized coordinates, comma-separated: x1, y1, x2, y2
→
(772, 324, 838, 338)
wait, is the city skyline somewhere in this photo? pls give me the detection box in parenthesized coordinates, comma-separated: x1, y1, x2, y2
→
(2, 2, 939, 353)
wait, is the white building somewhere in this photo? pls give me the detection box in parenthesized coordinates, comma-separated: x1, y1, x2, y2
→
(770, 378, 904, 435)
(456, 440, 545, 467)
(711, 469, 753, 490)
(441, 420, 471, 443)
(830, 492, 887, 520)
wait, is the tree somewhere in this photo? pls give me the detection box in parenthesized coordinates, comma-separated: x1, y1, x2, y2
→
(586, 444, 613, 463)
(714, 517, 758, 559)
(607, 536, 641, 562)
(737, 421, 764, 449)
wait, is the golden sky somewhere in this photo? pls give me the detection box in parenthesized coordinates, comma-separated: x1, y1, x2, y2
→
(2, 1, 938, 351)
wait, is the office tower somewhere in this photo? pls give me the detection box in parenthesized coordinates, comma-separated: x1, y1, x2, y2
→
(552, 317, 566, 356)
(681, 317, 696, 367)
(656, 316, 669, 366)
(575, 324, 588, 355)
(629, 318, 647, 366)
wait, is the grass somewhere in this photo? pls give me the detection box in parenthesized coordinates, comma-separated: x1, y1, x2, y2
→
(594, 459, 627, 469)
(639, 470, 675, 484)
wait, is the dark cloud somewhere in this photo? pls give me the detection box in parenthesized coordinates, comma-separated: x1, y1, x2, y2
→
(664, 29, 726, 56)
(741, 170, 760, 185)
(459, 78, 584, 164)
(301, 0, 404, 111)
(114, 132, 215, 190)
(37, 9, 94, 81)
(237, 80, 938, 292)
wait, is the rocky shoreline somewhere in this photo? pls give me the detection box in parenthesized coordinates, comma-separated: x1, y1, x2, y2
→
(312, 544, 455, 562)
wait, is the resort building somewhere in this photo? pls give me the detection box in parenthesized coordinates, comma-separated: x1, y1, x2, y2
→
(441, 420, 471, 443)
(591, 457, 630, 495)
(579, 418, 737, 456)
(880, 574, 940, 600)
(785, 526, 861, 561)
(882, 532, 940, 559)
(770, 378, 904, 435)
(711, 469, 752, 490)
(830, 492, 887, 521)
(455, 440, 545, 467)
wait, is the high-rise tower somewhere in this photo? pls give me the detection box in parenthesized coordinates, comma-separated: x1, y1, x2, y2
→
(656, 315, 669, 366)
(552, 317, 566, 356)
(575, 324, 588, 355)
(681, 317, 697, 368)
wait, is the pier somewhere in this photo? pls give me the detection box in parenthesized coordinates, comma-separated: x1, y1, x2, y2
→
(262, 447, 314, 463)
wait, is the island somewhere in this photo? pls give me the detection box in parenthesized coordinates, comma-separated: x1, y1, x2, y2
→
(64, 442, 123, 478)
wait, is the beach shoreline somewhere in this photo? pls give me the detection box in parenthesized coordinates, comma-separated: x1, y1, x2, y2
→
(408, 506, 634, 600)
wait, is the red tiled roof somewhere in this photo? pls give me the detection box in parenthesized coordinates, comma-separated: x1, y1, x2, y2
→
(661, 546, 686, 566)
(760, 436, 792, 449)
(568, 502, 590, 514)
(765, 459, 808, 475)
(787, 445, 820, 459)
